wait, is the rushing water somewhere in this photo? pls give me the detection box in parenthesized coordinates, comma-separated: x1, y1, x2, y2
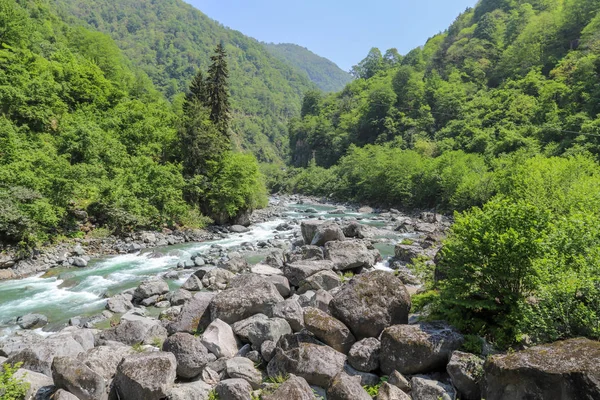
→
(0, 200, 411, 335)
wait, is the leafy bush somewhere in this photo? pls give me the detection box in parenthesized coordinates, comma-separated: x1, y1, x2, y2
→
(0, 362, 29, 400)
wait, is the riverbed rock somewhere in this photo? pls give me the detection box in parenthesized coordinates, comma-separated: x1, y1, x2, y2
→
(230, 225, 250, 233)
(167, 292, 214, 334)
(53, 389, 80, 400)
(201, 318, 240, 359)
(132, 278, 169, 302)
(7, 335, 85, 376)
(215, 378, 253, 400)
(106, 294, 134, 314)
(232, 314, 292, 348)
(300, 220, 322, 244)
(380, 322, 464, 375)
(283, 260, 334, 287)
(219, 257, 249, 274)
(447, 351, 484, 400)
(226, 357, 263, 389)
(327, 372, 372, 400)
(411, 377, 456, 400)
(394, 244, 425, 263)
(348, 337, 380, 372)
(262, 374, 314, 400)
(167, 379, 212, 400)
(388, 370, 410, 392)
(267, 333, 346, 387)
(52, 356, 108, 400)
(16, 313, 48, 329)
(303, 307, 355, 354)
(311, 223, 346, 246)
(162, 332, 215, 379)
(297, 269, 341, 294)
(264, 275, 291, 297)
(181, 275, 203, 291)
(376, 382, 411, 400)
(272, 298, 305, 332)
(13, 368, 54, 399)
(324, 240, 376, 271)
(483, 337, 600, 400)
(77, 344, 135, 382)
(251, 264, 283, 276)
(202, 268, 235, 290)
(49, 327, 96, 352)
(99, 317, 168, 346)
(72, 257, 88, 267)
(343, 222, 373, 239)
(329, 270, 411, 340)
(167, 289, 192, 306)
(113, 352, 177, 400)
(209, 280, 284, 324)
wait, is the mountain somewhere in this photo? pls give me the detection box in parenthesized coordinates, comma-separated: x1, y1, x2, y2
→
(54, 0, 318, 162)
(263, 43, 353, 92)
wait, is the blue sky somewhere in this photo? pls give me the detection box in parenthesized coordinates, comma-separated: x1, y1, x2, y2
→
(185, 0, 478, 71)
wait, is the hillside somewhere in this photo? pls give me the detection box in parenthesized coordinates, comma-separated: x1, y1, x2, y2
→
(264, 43, 353, 92)
(54, 0, 318, 162)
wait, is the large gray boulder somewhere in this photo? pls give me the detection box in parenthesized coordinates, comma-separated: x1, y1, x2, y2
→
(394, 244, 424, 263)
(16, 313, 48, 330)
(215, 378, 252, 400)
(303, 307, 355, 354)
(113, 352, 177, 400)
(329, 270, 411, 340)
(232, 314, 292, 348)
(267, 334, 346, 387)
(348, 338, 380, 372)
(0, 330, 44, 357)
(201, 318, 240, 358)
(99, 317, 167, 346)
(411, 377, 456, 400)
(12, 368, 53, 400)
(202, 268, 235, 290)
(327, 372, 372, 400)
(272, 298, 305, 332)
(283, 260, 334, 287)
(219, 257, 249, 274)
(49, 327, 96, 352)
(7, 336, 85, 376)
(311, 222, 346, 246)
(77, 344, 134, 382)
(133, 278, 169, 302)
(52, 356, 108, 400)
(167, 379, 212, 400)
(376, 382, 411, 400)
(162, 332, 215, 379)
(483, 338, 600, 400)
(53, 389, 81, 400)
(264, 275, 291, 297)
(300, 220, 323, 244)
(106, 294, 134, 314)
(447, 351, 484, 400)
(226, 357, 263, 389)
(209, 280, 283, 324)
(167, 291, 214, 335)
(298, 269, 341, 294)
(324, 240, 376, 271)
(262, 374, 315, 400)
(380, 322, 464, 375)
(167, 289, 193, 306)
(181, 275, 203, 291)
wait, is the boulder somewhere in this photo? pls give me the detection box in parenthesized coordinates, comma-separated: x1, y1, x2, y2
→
(219, 257, 249, 274)
(264, 275, 291, 297)
(73, 257, 88, 267)
(215, 378, 253, 400)
(106, 294, 134, 314)
(329, 270, 411, 340)
(167, 289, 192, 306)
(324, 240, 376, 271)
(226, 357, 263, 389)
(53, 389, 81, 400)
(300, 220, 323, 244)
(283, 260, 334, 287)
(113, 352, 177, 400)
(343, 364, 380, 387)
(201, 319, 240, 358)
(343, 222, 373, 239)
(232, 314, 292, 348)
(326, 372, 372, 400)
(52, 356, 108, 400)
(49, 327, 96, 351)
(133, 278, 169, 301)
(265, 251, 285, 268)
(376, 382, 411, 400)
(77, 344, 134, 381)
(303, 307, 355, 354)
(447, 351, 484, 400)
(298, 245, 325, 260)
(348, 338, 380, 372)
(167, 292, 214, 334)
(201, 268, 235, 290)
(311, 223, 346, 246)
(250, 264, 283, 276)
(483, 338, 600, 400)
(262, 374, 315, 400)
(272, 298, 305, 332)
(16, 313, 48, 330)
(411, 377, 456, 400)
(162, 332, 215, 379)
(260, 340, 276, 363)
(267, 334, 346, 387)
(394, 244, 424, 263)
(167, 379, 212, 400)
(380, 322, 464, 375)
(99, 318, 167, 346)
(230, 225, 250, 233)
(12, 368, 53, 400)
(181, 275, 203, 291)
(209, 280, 283, 324)
(297, 269, 341, 294)
(388, 370, 410, 392)
(7, 336, 85, 376)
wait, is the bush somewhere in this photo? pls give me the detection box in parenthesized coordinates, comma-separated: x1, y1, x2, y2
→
(0, 362, 29, 400)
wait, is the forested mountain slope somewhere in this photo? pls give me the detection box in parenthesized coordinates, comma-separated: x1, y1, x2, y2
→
(54, 0, 318, 162)
(264, 43, 353, 92)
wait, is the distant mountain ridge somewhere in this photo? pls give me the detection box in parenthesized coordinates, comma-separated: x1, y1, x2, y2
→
(264, 43, 353, 92)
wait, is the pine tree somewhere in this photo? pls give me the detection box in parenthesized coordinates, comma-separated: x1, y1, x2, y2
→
(183, 69, 207, 113)
(206, 43, 231, 135)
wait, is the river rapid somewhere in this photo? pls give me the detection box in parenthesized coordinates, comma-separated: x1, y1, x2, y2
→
(0, 197, 420, 336)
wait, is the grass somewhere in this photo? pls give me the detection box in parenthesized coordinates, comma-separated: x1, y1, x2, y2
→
(340, 271, 355, 283)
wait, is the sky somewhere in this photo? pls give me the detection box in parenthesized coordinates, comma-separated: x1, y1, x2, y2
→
(184, 0, 478, 71)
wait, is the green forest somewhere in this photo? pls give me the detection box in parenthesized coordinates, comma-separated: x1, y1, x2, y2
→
(276, 0, 600, 348)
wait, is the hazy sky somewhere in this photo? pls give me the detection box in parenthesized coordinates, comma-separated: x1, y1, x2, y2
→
(184, 0, 478, 71)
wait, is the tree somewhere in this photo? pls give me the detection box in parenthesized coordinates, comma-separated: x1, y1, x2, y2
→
(351, 48, 384, 79)
(184, 69, 207, 112)
(383, 48, 402, 68)
(206, 43, 231, 135)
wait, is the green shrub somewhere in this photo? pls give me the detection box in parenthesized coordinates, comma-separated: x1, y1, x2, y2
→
(0, 362, 29, 400)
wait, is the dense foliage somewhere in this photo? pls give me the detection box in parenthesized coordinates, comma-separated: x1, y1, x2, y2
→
(263, 43, 353, 92)
(54, 0, 320, 163)
(0, 362, 28, 400)
(0, 0, 266, 245)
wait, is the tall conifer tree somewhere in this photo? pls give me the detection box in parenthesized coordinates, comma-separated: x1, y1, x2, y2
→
(206, 43, 231, 135)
